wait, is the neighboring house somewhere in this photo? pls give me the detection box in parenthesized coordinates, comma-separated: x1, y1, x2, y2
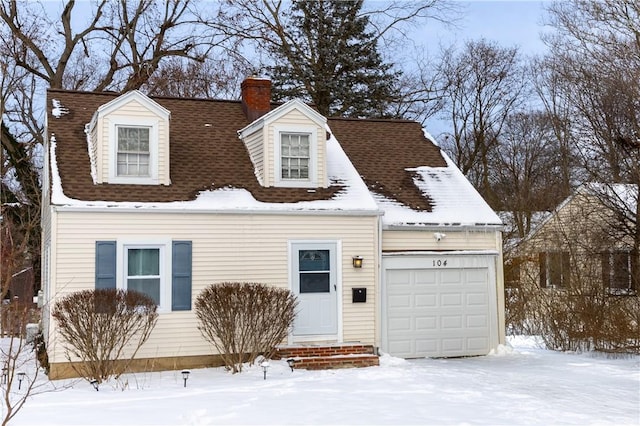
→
(42, 78, 504, 379)
(517, 183, 638, 294)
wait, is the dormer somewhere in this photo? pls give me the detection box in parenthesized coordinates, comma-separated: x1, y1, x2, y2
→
(86, 90, 171, 185)
(238, 78, 328, 189)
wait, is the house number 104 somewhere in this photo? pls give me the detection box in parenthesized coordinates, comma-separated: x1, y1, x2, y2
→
(433, 259, 448, 267)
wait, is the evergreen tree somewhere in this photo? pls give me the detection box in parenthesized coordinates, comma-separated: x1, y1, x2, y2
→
(266, 0, 400, 118)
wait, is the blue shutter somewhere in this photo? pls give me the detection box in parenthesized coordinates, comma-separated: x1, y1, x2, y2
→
(172, 241, 192, 311)
(95, 241, 117, 289)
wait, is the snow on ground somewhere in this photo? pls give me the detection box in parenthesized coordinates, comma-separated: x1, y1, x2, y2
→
(10, 337, 640, 425)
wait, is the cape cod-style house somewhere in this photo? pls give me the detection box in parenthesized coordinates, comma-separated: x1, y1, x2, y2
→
(41, 78, 505, 378)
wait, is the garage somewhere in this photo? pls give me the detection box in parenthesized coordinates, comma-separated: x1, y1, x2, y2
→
(382, 253, 499, 358)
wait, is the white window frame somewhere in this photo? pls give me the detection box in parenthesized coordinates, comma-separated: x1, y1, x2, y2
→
(116, 239, 171, 312)
(274, 125, 318, 188)
(108, 116, 159, 185)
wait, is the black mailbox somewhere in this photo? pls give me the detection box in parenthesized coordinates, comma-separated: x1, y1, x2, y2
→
(352, 288, 367, 303)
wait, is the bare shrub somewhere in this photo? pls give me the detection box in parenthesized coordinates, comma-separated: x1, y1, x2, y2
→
(510, 270, 640, 353)
(195, 282, 297, 373)
(51, 289, 158, 383)
(0, 305, 62, 426)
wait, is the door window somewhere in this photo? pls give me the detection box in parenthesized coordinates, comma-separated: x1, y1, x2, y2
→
(299, 250, 330, 293)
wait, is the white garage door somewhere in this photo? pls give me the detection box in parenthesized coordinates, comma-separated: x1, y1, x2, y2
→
(383, 255, 497, 358)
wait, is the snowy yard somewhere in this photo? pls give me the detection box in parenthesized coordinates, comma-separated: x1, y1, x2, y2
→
(9, 337, 640, 425)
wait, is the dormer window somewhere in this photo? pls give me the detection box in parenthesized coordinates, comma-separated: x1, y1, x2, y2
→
(237, 97, 327, 189)
(107, 116, 160, 185)
(274, 125, 318, 188)
(117, 126, 150, 177)
(281, 133, 310, 180)
(87, 90, 170, 186)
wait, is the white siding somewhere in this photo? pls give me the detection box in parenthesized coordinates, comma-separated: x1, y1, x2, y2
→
(242, 128, 265, 184)
(382, 229, 500, 252)
(47, 210, 378, 363)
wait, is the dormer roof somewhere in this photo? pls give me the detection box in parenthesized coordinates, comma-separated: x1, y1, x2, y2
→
(238, 99, 326, 139)
(93, 90, 170, 120)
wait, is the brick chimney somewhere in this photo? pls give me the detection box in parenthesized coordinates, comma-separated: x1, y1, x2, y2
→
(241, 77, 271, 121)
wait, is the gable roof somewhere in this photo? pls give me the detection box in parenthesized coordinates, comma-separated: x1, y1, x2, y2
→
(94, 89, 170, 118)
(46, 89, 500, 226)
(525, 182, 638, 241)
(329, 119, 501, 227)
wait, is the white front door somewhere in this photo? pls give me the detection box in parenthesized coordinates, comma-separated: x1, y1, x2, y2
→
(291, 242, 338, 337)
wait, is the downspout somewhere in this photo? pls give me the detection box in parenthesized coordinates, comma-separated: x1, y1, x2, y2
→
(375, 212, 383, 355)
(496, 230, 506, 345)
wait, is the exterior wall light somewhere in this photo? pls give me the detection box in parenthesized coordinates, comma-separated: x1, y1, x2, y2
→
(182, 370, 191, 387)
(352, 256, 363, 268)
(17, 372, 25, 390)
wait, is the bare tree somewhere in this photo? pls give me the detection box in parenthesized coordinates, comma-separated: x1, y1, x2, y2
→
(218, 0, 455, 117)
(438, 39, 528, 206)
(0, 0, 242, 293)
(542, 0, 640, 289)
(490, 111, 571, 239)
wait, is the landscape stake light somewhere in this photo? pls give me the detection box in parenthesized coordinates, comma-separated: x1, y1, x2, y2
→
(287, 358, 295, 372)
(1, 366, 7, 384)
(17, 372, 25, 390)
(182, 370, 190, 387)
(261, 360, 270, 380)
(90, 379, 99, 391)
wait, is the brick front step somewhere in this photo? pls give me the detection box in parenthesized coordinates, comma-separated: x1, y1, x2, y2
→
(274, 343, 379, 370)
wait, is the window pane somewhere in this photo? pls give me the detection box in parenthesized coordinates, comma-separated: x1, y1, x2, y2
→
(612, 252, 630, 290)
(299, 250, 329, 271)
(300, 273, 330, 293)
(549, 252, 563, 287)
(281, 133, 310, 180)
(117, 127, 151, 177)
(128, 248, 160, 275)
(127, 278, 160, 304)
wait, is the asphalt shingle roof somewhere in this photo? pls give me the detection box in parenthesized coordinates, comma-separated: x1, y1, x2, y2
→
(46, 89, 446, 212)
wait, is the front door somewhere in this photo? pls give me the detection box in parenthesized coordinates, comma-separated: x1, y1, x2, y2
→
(291, 242, 338, 337)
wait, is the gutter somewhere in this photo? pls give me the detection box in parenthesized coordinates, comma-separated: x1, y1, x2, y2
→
(52, 205, 383, 217)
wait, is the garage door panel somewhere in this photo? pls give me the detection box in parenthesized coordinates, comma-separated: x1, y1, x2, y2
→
(415, 316, 437, 331)
(385, 262, 493, 358)
(441, 293, 462, 307)
(387, 269, 411, 285)
(414, 270, 437, 284)
(415, 339, 438, 353)
(388, 317, 412, 331)
(442, 338, 464, 352)
(388, 294, 411, 308)
(467, 337, 490, 350)
(466, 292, 488, 306)
(415, 294, 437, 307)
(388, 340, 413, 355)
(441, 269, 463, 283)
(441, 315, 462, 329)
(465, 269, 487, 284)
(466, 314, 488, 328)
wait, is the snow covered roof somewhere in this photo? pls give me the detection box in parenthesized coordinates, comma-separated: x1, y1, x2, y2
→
(524, 182, 637, 241)
(46, 89, 500, 227)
